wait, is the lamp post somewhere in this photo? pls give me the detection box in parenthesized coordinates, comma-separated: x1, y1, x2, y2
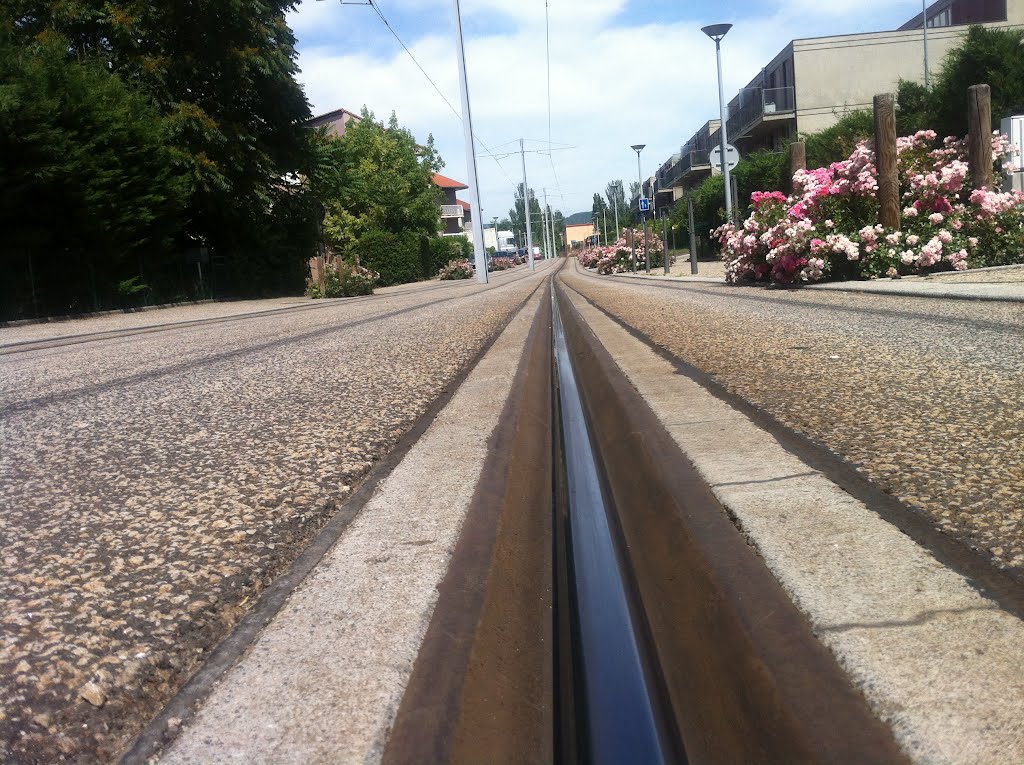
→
(922, 0, 930, 88)
(631, 144, 650, 274)
(702, 23, 734, 223)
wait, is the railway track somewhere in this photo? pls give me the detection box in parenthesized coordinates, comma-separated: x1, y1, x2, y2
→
(384, 273, 905, 763)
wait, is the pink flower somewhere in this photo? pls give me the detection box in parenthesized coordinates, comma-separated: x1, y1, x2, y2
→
(928, 212, 945, 224)
(904, 206, 918, 217)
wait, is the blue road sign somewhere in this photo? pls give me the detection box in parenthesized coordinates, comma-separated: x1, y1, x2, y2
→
(638, 197, 650, 212)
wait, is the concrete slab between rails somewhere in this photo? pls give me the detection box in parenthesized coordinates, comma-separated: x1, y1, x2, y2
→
(559, 285, 1024, 765)
(156, 285, 548, 765)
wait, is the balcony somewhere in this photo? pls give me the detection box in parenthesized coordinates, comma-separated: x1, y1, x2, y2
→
(440, 204, 463, 218)
(680, 149, 711, 175)
(726, 86, 795, 142)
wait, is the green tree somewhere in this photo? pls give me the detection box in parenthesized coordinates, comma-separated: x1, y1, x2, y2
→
(509, 183, 543, 247)
(902, 25, 1024, 137)
(0, 36, 186, 318)
(9, 0, 315, 295)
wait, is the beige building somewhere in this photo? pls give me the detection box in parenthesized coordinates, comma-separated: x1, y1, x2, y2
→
(565, 222, 596, 247)
(662, 0, 1024, 202)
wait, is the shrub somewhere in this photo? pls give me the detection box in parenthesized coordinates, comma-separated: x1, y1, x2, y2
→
(438, 258, 474, 280)
(426, 236, 465, 276)
(353, 229, 422, 286)
(488, 256, 518, 271)
(576, 227, 672, 274)
(717, 130, 1024, 285)
(310, 262, 379, 298)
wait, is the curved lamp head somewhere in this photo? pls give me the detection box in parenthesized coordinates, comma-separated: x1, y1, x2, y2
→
(701, 23, 732, 42)
(630, 144, 646, 154)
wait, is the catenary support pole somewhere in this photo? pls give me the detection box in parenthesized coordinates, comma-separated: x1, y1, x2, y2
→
(520, 139, 535, 272)
(968, 84, 994, 191)
(614, 183, 621, 241)
(451, 0, 488, 283)
(874, 93, 900, 230)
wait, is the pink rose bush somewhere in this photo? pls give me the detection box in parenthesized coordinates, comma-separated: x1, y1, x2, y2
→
(438, 258, 474, 280)
(718, 130, 1024, 284)
(577, 228, 671, 275)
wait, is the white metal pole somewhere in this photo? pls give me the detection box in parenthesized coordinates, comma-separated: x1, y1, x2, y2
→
(614, 183, 620, 240)
(715, 38, 734, 223)
(544, 202, 551, 258)
(922, 0, 930, 88)
(451, 0, 488, 283)
(520, 139, 535, 272)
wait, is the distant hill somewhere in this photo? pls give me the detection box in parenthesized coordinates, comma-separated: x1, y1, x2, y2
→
(564, 211, 593, 225)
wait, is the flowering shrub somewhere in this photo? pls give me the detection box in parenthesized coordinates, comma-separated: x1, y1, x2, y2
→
(488, 255, 521, 271)
(717, 130, 1024, 284)
(576, 228, 671, 275)
(438, 258, 474, 280)
(310, 261, 379, 298)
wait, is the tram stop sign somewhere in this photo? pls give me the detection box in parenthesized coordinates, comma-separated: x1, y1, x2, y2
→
(710, 143, 740, 172)
(638, 197, 651, 213)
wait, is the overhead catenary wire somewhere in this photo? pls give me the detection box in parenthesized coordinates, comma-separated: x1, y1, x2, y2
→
(366, 0, 517, 189)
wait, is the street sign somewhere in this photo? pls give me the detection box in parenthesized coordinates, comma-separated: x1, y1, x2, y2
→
(638, 197, 651, 213)
(710, 143, 740, 172)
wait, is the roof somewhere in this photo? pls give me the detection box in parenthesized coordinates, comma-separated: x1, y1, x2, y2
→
(308, 107, 362, 127)
(433, 173, 469, 190)
(456, 199, 471, 210)
(565, 222, 595, 230)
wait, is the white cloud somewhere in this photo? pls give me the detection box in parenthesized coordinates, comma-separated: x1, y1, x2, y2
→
(293, 0, 924, 219)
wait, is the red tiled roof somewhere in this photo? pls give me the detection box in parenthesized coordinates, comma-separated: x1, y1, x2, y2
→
(433, 173, 469, 190)
(456, 198, 471, 210)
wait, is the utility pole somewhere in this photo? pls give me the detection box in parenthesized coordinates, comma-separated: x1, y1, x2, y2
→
(543, 188, 553, 259)
(703, 24, 734, 223)
(451, 0, 487, 282)
(614, 181, 620, 241)
(519, 139, 535, 272)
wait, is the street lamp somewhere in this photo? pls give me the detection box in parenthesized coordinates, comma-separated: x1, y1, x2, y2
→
(631, 144, 651, 274)
(702, 23, 734, 223)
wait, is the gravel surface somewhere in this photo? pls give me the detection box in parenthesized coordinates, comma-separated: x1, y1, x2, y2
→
(0, 270, 524, 347)
(0, 266, 547, 764)
(561, 261, 1024, 577)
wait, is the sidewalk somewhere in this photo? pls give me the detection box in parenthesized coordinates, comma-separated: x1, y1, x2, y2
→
(606, 260, 1024, 303)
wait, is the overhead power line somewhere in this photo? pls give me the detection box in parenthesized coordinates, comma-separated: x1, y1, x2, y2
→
(363, 0, 517, 189)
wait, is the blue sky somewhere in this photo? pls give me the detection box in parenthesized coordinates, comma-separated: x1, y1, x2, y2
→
(287, 0, 928, 219)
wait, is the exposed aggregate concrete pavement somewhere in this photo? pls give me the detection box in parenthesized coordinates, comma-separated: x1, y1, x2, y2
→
(562, 262, 1024, 577)
(0, 265, 549, 764)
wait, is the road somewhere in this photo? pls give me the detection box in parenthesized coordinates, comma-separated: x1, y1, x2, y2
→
(3, 257, 1024, 763)
(0, 265, 551, 763)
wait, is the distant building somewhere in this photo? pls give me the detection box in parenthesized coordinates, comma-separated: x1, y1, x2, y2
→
(656, 0, 1024, 208)
(433, 173, 473, 237)
(565, 222, 596, 247)
(307, 107, 362, 138)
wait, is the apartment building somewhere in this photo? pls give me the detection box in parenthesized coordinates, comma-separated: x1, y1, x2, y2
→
(433, 173, 474, 237)
(659, 0, 1023, 205)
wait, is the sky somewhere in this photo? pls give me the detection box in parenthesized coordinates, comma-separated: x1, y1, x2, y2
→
(287, 0, 928, 220)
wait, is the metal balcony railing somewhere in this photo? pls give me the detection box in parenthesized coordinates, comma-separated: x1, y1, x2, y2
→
(726, 85, 795, 140)
(679, 149, 711, 175)
(440, 204, 463, 218)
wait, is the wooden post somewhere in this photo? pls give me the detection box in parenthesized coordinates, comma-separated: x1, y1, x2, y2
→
(967, 84, 993, 190)
(789, 141, 806, 192)
(874, 93, 900, 230)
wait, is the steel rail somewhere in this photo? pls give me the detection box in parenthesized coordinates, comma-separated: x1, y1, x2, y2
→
(552, 289, 673, 765)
